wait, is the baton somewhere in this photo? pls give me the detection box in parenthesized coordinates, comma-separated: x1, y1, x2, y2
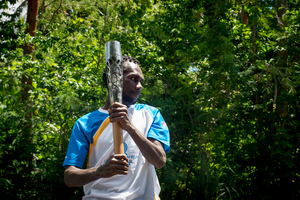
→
(105, 41, 124, 154)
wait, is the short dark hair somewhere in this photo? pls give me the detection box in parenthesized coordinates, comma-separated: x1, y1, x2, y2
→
(102, 55, 140, 88)
(121, 55, 140, 66)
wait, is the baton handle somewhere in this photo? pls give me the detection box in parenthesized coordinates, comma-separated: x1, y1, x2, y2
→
(113, 122, 124, 154)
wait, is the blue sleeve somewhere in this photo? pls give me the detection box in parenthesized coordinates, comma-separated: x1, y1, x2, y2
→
(63, 119, 90, 168)
(147, 110, 170, 153)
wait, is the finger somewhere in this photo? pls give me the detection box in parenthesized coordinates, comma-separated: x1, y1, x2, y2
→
(109, 103, 127, 112)
(109, 113, 129, 125)
(101, 167, 128, 178)
(114, 169, 129, 175)
(109, 106, 128, 114)
(114, 154, 129, 162)
(112, 163, 129, 171)
(110, 158, 129, 166)
(109, 102, 123, 111)
(111, 102, 124, 107)
(109, 111, 127, 118)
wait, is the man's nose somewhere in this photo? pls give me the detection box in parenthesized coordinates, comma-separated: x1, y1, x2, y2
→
(136, 81, 143, 90)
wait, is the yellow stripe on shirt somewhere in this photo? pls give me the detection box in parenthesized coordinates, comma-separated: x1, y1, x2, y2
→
(87, 117, 110, 168)
(154, 193, 161, 200)
(93, 117, 110, 146)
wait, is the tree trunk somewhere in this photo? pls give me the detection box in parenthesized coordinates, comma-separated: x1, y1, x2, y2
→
(21, 0, 39, 136)
(277, 0, 287, 27)
(251, 20, 258, 62)
(241, 5, 248, 25)
(275, 0, 288, 117)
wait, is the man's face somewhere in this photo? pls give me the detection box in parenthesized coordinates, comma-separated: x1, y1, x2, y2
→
(122, 62, 144, 107)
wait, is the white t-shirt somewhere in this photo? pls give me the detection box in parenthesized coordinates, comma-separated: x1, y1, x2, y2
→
(63, 104, 170, 200)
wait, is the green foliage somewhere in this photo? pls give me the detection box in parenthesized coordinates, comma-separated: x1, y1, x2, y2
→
(1, 0, 299, 199)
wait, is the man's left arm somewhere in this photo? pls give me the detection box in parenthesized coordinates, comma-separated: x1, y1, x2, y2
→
(109, 102, 166, 169)
(126, 126, 166, 169)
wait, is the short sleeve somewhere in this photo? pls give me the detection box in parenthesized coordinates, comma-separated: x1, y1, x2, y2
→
(63, 120, 90, 168)
(147, 110, 170, 153)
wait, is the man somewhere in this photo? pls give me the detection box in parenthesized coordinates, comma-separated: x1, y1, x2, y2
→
(63, 56, 170, 200)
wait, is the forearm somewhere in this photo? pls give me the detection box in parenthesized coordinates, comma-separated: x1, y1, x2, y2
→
(126, 125, 166, 169)
(64, 166, 100, 187)
(108, 103, 167, 168)
(64, 155, 129, 187)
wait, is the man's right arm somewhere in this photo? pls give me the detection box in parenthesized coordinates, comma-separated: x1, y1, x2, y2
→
(64, 154, 129, 187)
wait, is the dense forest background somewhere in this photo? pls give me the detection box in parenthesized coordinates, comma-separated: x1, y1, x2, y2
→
(1, 0, 299, 199)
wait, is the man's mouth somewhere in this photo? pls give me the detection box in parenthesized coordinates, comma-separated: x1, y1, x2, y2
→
(131, 92, 140, 99)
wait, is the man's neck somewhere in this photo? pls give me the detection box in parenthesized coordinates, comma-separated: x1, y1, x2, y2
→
(102, 97, 132, 110)
(103, 98, 110, 110)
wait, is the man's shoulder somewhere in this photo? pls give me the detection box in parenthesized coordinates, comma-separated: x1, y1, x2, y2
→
(77, 109, 108, 127)
(134, 103, 160, 117)
(79, 109, 105, 119)
(134, 103, 157, 110)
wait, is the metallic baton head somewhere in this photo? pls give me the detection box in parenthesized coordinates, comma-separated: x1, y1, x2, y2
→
(105, 41, 123, 104)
